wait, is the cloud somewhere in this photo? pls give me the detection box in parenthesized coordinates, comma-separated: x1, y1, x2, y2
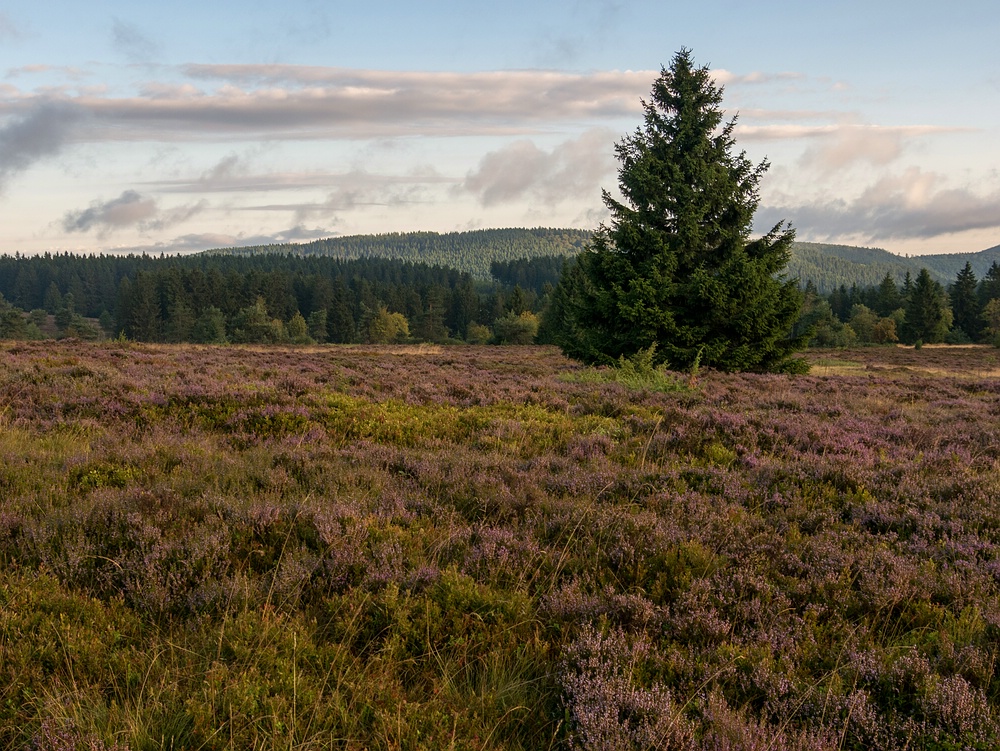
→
(5, 65, 87, 80)
(735, 124, 965, 171)
(0, 101, 83, 191)
(111, 18, 160, 63)
(63, 190, 158, 232)
(21, 66, 650, 141)
(226, 168, 454, 224)
(62, 190, 205, 235)
(461, 128, 616, 206)
(151, 165, 454, 226)
(712, 70, 804, 86)
(109, 225, 332, 255)
(758, 168, 1000, 241)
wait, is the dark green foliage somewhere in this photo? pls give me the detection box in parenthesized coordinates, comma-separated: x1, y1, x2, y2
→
(550, 49, 806, 373)
(491, 311, 539, 344)
(786, 242, 1000, 293)
(874, 272, 902, 317)
(980, 261, 1000, 306)
(229, 297, 287, 344)
(190, 306, 228, 344)
(902, 268, 951, 344)
(219, 227, 591, 279)
(786, 242, 917, 294)
(950, 262, 983, 340)
(490, 255, 567, 294)
(0, 293, 27, 339)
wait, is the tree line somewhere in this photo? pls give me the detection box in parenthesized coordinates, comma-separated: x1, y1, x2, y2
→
(0, 253, 545, 345)
(798, 262, 1000, 347)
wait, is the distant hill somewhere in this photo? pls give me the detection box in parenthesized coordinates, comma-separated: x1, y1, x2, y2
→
(786, 242, 921, 293)
(212, 228, 592, 280)
(787, 241, 1000, 293)
(915, 244, 1000, 280)
(207, 229, 1000, 291)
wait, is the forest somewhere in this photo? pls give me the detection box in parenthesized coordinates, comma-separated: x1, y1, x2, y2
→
(219, 227, 592, 280)
(0, 253, 547, 346)
(1, 247, 1000, 350)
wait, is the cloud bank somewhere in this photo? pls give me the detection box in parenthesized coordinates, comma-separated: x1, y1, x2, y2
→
(62, 190, 205, 235)
(461, 128, 616, 206)
(0, 101, 82, 190)
(760, 169, 1000, 241)
(1, 67, 653, 141)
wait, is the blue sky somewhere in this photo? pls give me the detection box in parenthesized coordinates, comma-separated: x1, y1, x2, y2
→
(1, 0, 998, 256)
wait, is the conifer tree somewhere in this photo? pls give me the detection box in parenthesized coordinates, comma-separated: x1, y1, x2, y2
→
(902, 268, 950, 344)
(549, 49, 806, 373)
(949, 262, 981, 341)
(980, 261, 1000, 306)
(874, 273, 901, 317)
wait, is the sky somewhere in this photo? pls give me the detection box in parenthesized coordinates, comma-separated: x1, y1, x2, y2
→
(1, 0, 999, 258)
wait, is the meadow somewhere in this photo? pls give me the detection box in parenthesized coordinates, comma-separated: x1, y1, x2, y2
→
(1, 341, 1000, 750)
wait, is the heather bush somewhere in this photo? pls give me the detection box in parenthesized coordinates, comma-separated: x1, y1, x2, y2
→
(2, 341, 1000, 748)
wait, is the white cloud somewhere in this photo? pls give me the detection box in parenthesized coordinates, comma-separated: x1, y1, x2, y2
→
(759, 168, 1000, 241)
(736, 124, 966, 172)
(461, 128, 616, 206)
(0, 67, 652, 142)
(712, 69, 804, 86)
(107, 225, 333, 255)
(62, 190, 206, 235)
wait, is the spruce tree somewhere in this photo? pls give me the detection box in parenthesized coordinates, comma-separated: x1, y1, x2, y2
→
(980, 261, 1000, 306)
(550, 49, 806, 373)
(902, 268, 950, 344)
(874, 273, 901, 317)
(949, 262, 981, 341)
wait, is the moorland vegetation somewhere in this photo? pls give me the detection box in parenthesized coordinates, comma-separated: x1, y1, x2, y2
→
(2, 342, 1000, 749)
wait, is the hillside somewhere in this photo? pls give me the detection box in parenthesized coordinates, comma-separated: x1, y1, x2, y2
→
(207, 230, 1000, 291)
(786, 242, 921, 292)
(214, 227, 592, 279)
(787, 241, 1000, 292)
(918, 243, 1000, 279)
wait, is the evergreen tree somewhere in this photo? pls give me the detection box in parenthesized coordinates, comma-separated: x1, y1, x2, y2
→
(230, 297, 286, 343)
(901, 271, 914, 300)
(0, 293, 28, 339)
(548, 49, 805, 372)
(980, 261, 1000, 306)
(306, 309, 328, 343)
(191, 307, 228, 344)
(902, 268, 951, 344)
(828, 284, 850, 322)
(949, 262, 982, 341)
(874, 273, 901, 317)
(131, 273, 163, 341)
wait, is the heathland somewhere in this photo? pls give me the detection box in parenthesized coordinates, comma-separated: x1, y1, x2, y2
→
(2, 341, 1000, 749)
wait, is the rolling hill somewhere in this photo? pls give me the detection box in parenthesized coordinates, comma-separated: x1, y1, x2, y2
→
(214, 228, 591, 280)
(206, 229, 1000, 292)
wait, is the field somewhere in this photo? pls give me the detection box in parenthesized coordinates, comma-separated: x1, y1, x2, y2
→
(2, 342, 1000, 750)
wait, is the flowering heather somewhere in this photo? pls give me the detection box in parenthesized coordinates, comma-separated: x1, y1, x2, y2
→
(1, 341, 1000, 748)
